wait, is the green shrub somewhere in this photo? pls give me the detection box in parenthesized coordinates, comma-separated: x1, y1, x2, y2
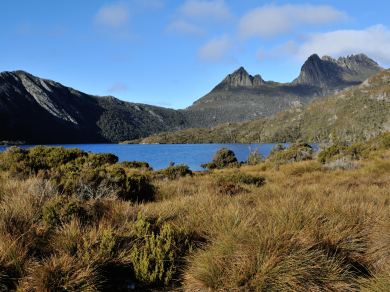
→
(130, 214, 192, 285)
(28, 146, 88, 172)
(211, 147, 237, 169)
(272, 140, 316, 163)
(268, 143, 286, 157)
(317, 144, 348, 164)
(200, 162, 217, 170)
(160, 164, 192, 180)
(214, 171, 265, 187)
(0, 147, 30, 177)
(120, 160, 152, 170)
(42, 196, 85, 229)
(246, 151, 264, 165)
(381, 135, 390, 149)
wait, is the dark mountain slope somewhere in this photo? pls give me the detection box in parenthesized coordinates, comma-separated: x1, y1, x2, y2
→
(0, 71, 189, 144)
(183, 54, 384, 128)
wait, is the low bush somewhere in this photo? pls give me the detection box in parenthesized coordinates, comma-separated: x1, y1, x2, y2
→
(120, 160, 152, 171)
(324, 157, 359, 170)
(129, 214, 192, 285)
(200, 162, 217, 170)
(272, 140, 316, 163)
(215, 181, 243, 195)
(157, 164, 192, 180)
(42, 196, 86, 229)
(214, 171, 265, 187)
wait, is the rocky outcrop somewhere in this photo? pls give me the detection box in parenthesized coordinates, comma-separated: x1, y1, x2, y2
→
(214, 67, 265, 90)
(292, 54, 384, 87)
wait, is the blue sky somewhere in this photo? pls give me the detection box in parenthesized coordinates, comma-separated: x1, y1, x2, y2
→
(1, 0, 389, 109)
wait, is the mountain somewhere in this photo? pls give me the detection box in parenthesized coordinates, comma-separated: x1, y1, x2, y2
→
(0, 70, 190, 144)
(183, 54, 384, 128)
(0, 54, 385, 144)
(124, 68, 390, 144)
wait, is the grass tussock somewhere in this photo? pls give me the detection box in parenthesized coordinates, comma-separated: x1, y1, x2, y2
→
(2, 138, 390, 290)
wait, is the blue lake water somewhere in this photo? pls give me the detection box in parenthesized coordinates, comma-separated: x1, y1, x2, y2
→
(0, 143, 319, 171)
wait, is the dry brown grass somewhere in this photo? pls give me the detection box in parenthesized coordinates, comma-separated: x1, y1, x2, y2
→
(2, 149, 390, 290)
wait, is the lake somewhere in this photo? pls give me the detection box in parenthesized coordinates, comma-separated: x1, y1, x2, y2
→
(0, 143, 319, 171)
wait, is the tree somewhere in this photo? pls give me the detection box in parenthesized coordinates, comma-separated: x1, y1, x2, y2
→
(331, 130, 339, 144)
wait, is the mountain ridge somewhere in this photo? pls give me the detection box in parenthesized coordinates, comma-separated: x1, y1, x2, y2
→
(0, 53, 385, 144)
(125, 68, 390, 145)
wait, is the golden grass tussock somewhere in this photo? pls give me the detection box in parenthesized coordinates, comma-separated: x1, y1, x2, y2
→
(2, 144, 390, 290)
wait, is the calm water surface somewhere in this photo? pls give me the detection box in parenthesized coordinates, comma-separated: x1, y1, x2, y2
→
(0, 143, 319, 171)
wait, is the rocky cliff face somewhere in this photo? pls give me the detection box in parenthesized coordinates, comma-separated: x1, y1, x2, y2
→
(292, 54, 383, 87)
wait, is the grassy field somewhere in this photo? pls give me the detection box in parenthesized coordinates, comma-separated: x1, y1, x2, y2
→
(1, 135, 390, 291)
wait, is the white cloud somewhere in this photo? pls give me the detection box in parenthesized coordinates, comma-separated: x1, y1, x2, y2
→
(93, 1, 131, 28)
(198, 35, 235, 63)
(256, 41, 298, 61)
(238, 4, 348, 40)
(258, 25, 390, 67)
(108, 82, 128, 93)
(166, 20, 206, 36)
(178, 0, 234, 22)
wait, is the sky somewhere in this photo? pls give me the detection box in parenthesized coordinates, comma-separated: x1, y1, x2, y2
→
(1, 0, 389, 110)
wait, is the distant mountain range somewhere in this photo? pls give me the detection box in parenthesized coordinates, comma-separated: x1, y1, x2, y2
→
(0, 54, 385, 144)
(124, 68, 390, 144)
(184, 54, 384, 127)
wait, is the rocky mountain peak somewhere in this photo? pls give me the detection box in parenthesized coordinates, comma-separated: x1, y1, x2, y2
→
(292, 53, 384, 87)
(212, 67, 264, 91)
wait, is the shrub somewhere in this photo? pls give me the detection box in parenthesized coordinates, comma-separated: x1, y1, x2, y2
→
(246, 151, 264, 165)
(54, 163, 154, 202)
(269, 143, 286, 157)
(211, 147, 237, 169)
(120, 160, 152, 171)
(200, 162, 217, 170)
(160, 164, 192, 180)
(28, 146, 88, 172)
(272, 140, 316, 163)
(215, 181, 243, 195)
(214, 171, 265, 187)
(130, 214, 192, 285)
(324, 157, 359, 170)
(17, 254, 100, 292)
(42, 196, 85, 229)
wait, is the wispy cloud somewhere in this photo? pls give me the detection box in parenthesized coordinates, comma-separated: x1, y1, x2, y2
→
(238, 4, 348, 40)
(198, 34, 236, 63)
(165, 20, 206, 36)
(93, 1, 131, 28)
(17, 23, 68, 37)
(108, 82, 128, 93)
(258, 25, 390, 67)
(166, 0, 234, 37)
(178, 0, 234, 22)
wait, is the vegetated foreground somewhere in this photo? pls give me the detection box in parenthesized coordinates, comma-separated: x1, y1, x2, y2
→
(2, 133, 390, 291)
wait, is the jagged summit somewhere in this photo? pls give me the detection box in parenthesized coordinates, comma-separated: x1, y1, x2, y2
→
(292, 53, 384, 87)
(213, 66, 264, 91)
